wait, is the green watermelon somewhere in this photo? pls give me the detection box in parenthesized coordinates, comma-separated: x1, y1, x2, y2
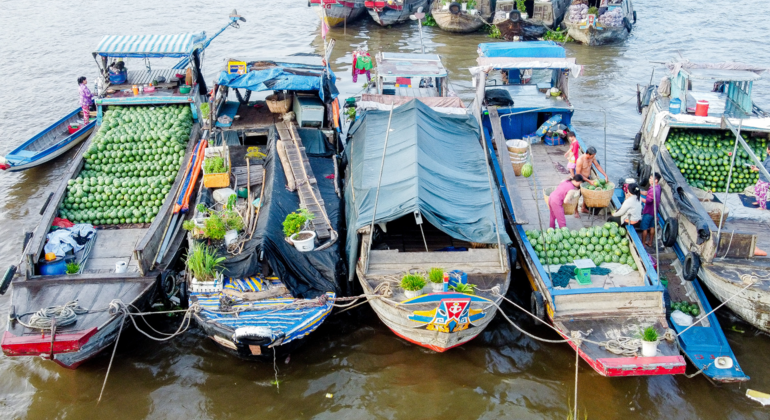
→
(522, 163, 533, 178)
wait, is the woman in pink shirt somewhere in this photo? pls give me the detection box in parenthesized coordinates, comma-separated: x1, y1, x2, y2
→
(549, 174, 584, 228)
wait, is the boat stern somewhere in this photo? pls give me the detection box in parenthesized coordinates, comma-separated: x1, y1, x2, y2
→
(594, 355, 687, 377)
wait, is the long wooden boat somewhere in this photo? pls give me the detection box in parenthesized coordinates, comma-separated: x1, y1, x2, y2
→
(186, 56, 344, 361)
(473, 42, 686, 377)
(345, 99, 512, 352)
(365, 0, 430, 26)
(368, 51, 456, 98)
(0, 109, 95, 172)
(637, 61, 770, 335)
(563, 0, 636, 46)
(310, 0, 367, 27)
(0, 30, 211, 368)
(493, 0, 571, 40)
(431, 0, 493, 33)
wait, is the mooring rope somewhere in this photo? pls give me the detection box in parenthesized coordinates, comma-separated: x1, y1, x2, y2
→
(16, 300, 88, 330)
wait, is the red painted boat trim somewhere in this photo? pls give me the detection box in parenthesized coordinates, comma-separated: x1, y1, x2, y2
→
(389, 327, 477, 353)
(1, 328, 98, 357)
(562, 335, 685, 377)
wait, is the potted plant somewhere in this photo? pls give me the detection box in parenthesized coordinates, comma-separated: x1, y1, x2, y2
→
(65, 262, 80, 275)
(428, 267, 445, 293)
(186, 243, 226, 293)
(587, 6, 598, 19)
(283, 209, 316, 252)
(639, 326, 659, 357)
(401, 273, 426, 299)
(516, 0, 528, 19)
(450, 282, 476, 295)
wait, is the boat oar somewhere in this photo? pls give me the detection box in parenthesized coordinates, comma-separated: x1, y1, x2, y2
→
(1, 232, 33, 295)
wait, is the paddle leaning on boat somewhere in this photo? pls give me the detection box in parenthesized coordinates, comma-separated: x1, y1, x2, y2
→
(182, 54, 345, 360)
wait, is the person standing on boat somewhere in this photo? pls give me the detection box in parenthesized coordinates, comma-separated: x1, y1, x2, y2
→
(575, 146, 609, 213)
(608, 183, 642, 227)
(78, 76, 93, 126)
(549, 174, 585, 228)
(564, 130, 579, 177)
(750, 146, 770, 211)
(641, 173, 662, 247)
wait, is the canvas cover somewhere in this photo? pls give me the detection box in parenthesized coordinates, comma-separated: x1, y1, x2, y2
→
(344, 100, 511, 281)
(94, 32, 206, 58)
(478, 41, 566, 58)
(221, 127, 344, 298)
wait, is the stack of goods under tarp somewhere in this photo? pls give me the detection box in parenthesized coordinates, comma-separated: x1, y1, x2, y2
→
(568, 4, 588, 22)
(58, 105, 192, 226)
(598, 7, 623, 26)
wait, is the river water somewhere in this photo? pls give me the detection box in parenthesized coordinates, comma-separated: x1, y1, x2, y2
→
(1, 0, 769, 418)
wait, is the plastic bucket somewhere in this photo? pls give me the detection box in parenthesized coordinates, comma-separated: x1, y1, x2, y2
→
(695, 100, 709, 117)
(291, 231, 316, 252)
(39, 257, 67, 276)
(115, 261, 127, 273)
(669, 98, 681, 114)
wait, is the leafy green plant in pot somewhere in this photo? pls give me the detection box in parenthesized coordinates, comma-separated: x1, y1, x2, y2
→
(638, 326, 660, 357)
(587, 6, 598, 16)
(401, 273, 426, 299)
(186, 243, 226, 285)
(450, 282, 476, 295)
(283, 209, 317, 252)
(428, 267, 445, 293)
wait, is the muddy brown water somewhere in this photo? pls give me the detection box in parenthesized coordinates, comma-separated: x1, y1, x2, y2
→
(1, 0, 769, 418)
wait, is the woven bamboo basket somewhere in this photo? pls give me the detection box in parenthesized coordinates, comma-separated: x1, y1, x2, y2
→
(509, 152, 528, 176)
(580, 182, 615, 208)
(506, 139, 528, 154)
(701, 201, 729, 227)
(266, 92, 293, 114)
(544, 186, 579, 215)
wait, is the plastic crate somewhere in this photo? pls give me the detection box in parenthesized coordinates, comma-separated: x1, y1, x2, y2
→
(203, 146, 231, 189)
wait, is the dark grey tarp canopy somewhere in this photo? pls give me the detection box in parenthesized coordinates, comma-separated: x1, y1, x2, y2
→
(344, 100, 511, 281)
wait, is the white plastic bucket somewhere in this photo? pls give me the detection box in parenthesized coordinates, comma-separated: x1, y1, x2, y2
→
(291, 231, 317, 252)
(115, 261, 127, 273)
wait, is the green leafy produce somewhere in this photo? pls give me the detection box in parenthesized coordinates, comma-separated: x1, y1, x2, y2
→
(401, 273, 427, 292)
(525, 223, 636, 270)
(65, 262, 80, 274)
(665, 128, 766, 193)
(58, 104, 192, 226)
(186, 243, 226, 282)
(203, 156, 227, 174)
(283, 209, 315, 237)
(450, 282, 476, 295)
(639, 326, 659, 342)
(428, 267, 444, 284)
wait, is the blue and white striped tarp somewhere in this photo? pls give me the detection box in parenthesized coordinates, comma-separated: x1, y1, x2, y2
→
(94, 32, 206, 58)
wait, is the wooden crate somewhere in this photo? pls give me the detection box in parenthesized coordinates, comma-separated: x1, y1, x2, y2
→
(203, 146, 231, 188)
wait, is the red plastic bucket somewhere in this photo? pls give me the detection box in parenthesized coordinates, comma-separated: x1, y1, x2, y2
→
(68, 124, 81, 134)
(695, 100, 709, 117)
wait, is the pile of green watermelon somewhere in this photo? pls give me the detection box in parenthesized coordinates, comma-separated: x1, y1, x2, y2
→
(58, 105, 193, 226)
(671, 300, 700, 317)
(582, 179, 613, 191)
(666, 128, 767, 193)
(525, 223, 638, 270)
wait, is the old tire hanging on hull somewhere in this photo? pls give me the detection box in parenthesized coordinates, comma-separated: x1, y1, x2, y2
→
(448, 2, 461, 15)
(683, 252, 700, 282)
(531, 290, 545, 324)
(662, 217, 678, 247)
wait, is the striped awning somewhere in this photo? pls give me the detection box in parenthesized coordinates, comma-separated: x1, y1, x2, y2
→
(94, 32, 206, 58)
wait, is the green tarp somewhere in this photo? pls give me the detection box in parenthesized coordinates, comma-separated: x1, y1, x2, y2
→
(344, 100, 511, 281)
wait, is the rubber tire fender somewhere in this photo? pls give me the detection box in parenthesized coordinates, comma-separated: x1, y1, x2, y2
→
(530, 290, 545, 324)
(638, 163, 652, 188)
(448, 2, 462, 15)
(683, 252, 700, 282)
(623, 17, 632, 33)
(662, 217, 678, 247)
(178, 279, 190, 309)
(633, 132, 642, 151)
(509, 10, 521, 22)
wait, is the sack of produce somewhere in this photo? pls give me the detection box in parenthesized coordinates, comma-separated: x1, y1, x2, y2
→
(568, 4, 588, 23)
(598, 8, 623, 26)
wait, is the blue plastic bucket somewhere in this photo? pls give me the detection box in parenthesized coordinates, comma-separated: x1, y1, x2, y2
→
(39, 257, 67, 276)
(669, 98, 681, 114)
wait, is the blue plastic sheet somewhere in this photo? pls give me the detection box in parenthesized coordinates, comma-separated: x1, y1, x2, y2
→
(478, 41, 566, 58)
(217, 66, 338, 102)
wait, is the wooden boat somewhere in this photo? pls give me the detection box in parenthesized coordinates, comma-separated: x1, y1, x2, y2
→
(493, 0, 571, 40)
(637, 61, 770, 335)
(0, 109, 95, 172)
(431, 0, 493, 33)
(473, 42, 686, 377)
(365, 0, 430, 26)
(0, 28, 218, 368)
(367, 51, 456, 98)
(310, 0, 367, 27)
(186, 56, 343, 360)
(564, 0, 636, 45)
(345, 99, 512, 352)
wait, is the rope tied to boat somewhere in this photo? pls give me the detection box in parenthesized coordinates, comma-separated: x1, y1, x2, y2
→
(17, 300, 88, 330)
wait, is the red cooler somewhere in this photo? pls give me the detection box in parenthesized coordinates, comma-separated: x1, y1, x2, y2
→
(695, 100, 709, 117)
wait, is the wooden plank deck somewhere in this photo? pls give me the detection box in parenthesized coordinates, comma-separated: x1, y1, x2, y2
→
(230, 102, 277, 132)
(488, 107, 529, 225)
(83, 229, 145, 274)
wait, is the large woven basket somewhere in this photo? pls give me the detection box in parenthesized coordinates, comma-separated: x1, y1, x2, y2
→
(702, 201, 729, 228)
(580, 182, 614, 208)
(506, 139, 528, 154)
(544, 186, 578, 215)
(266, 92, 293, 114)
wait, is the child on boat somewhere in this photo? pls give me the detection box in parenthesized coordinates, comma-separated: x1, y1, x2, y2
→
(564, 130, 579, 177)
(549, 174, 584, 228)
(641, 173, 661, 247)
(608, 183, 642, 227)
(78, 76, 93, 126)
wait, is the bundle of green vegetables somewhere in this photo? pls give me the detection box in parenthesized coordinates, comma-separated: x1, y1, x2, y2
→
(525, 223, 638, 270)
(666, 128, 767, 193)
(58, 104, 193, 225)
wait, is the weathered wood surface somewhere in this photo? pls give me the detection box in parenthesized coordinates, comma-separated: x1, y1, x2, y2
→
(230, 101, 277, 132)
(553, 291, 663, 318)
(222, 286, 290, 301)
(488, 107, 529, 225)
(83, 229, 145, 274)
(367, 248, 506, 275)
(700, 262, 770, 333)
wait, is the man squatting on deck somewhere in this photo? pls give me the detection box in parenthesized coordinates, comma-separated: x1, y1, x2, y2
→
(78, 76, 93, 126)
(549, 174, 585, 228)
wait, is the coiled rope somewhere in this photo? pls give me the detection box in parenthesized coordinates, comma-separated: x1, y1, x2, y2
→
(16, 300, 89, 330)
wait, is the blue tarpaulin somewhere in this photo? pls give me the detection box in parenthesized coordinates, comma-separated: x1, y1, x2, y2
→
(344, 100, 511, 281)
(478, 41, 566, 59)
(217, 66, 338, 103)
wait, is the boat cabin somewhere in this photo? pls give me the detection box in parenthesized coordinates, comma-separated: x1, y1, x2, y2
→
(92, 32, 208, 124)
(210, 55, 340, 148)
(666, 65, 765, 118)
(372, 52, 450, 98)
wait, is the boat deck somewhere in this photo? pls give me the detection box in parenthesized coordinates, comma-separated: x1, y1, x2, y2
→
(82, 229, 146, 274)
(230, 101, 278, 134)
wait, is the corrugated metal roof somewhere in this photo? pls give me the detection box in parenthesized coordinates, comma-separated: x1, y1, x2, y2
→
(94, 32, 206, 58)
